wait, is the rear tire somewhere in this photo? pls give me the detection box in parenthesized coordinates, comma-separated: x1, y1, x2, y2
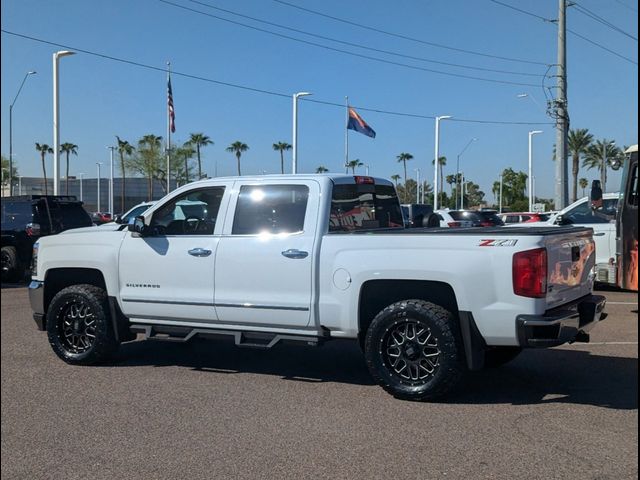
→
(1, 246, 21, 282)
(364, 299, 464, 401)
(484, 347, 523, 368)
(46, 284, 119, 365)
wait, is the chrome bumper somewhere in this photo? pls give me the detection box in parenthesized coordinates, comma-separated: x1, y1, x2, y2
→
(29, 280, 46, 331)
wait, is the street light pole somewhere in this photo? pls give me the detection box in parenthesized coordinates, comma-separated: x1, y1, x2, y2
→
(499, 174, 504, 213)
(292, 92, 312, 174)
(9, 71, 37, 196)
(365, 164, 370, 176)
(455, 137, 477, 209)
(107, 146, 116, 214)
(460, 172, 465, 209)
(96, 163, 103, 212)
(528, 130, 543, 212)
(79, 173, 84, 202)
(415, 169, 421, 204)
(433, 115, 452, 210)
(53, 50, 75, 196)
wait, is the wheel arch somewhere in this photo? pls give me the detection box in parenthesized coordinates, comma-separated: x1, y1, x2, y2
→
(44, 268, 107, 314)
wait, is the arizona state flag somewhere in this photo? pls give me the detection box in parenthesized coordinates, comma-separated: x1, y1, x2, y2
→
(347, 107, 376, 138)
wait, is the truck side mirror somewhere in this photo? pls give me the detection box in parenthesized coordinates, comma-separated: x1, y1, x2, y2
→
(128, 216, 147, 236)
(554, 214, 568, 225)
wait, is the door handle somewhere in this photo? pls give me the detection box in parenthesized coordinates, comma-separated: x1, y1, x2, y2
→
(593, 232, 606, 236)
(281, 249, 308, 259)
(188, 248, 212, 257)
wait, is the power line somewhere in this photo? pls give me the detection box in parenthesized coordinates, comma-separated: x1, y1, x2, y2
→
(488, 0, 638, 66)
(158, 0, 542, 87)
(0, 29, 552, 126)
(573, 3, 637, 41)
(187, 0, 544, 78)
(272, 0, 549, 66)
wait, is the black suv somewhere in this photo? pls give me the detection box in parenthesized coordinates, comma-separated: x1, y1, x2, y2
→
(1, 196, 93, 282)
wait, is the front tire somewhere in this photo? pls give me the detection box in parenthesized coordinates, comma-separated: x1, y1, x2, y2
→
(364, 300, 464, 401)
(46, 284, 118, 365)
(1, 246, 21, 282)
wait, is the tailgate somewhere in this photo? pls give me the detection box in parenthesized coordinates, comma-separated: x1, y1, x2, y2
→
(545, 228, 596, 309)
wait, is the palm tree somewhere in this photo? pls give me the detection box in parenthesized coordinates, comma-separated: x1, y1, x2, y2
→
(226, 141, 249, 176)
(579, 177, 589, 197)
(396, 153, 414, 188)
(390, 174, 401, 187)
(116, 136, 135, 212)
(316, 165, 329, 173)
(273, 142, 292, 174)
(188, 133, 213, 179)
(568, 128, 593, 202)
(59, 142, 78, 195)
(347, 159, 363, 174)
(35, 143, 54, 195)
(432, 156, 447, 205)
(138, 134, 163, 200)
(583, 139, 622, 193)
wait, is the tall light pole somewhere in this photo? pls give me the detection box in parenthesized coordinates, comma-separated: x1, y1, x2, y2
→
(499, 174, 504, 213)
(460, 172, 465, 209)
(96, 163, 103, 212)
(53, 50, 75, 196)
(602, 141, 615, 193)
(433, 115, 452, 210)
(8, 71, 37, 196)
(79, 173, 85, 202)
(528, 130, 543, 212)
(456, 137, 477, 209)
(107, 146, 116, 214)
(365, 164, 370, 176)
(18, 176, 23, 195)
(415, 169, 421, 204)
(292, 91, 312, 174)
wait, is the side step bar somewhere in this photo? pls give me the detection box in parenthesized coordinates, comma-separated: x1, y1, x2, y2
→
(129, 324, 329, 349)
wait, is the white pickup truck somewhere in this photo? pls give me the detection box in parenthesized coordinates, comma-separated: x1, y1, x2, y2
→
(29, 175, 606, 400)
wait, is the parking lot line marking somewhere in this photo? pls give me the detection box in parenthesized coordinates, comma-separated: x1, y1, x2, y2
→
(606, 302, 638, 305)
(574, 341, 638, 345)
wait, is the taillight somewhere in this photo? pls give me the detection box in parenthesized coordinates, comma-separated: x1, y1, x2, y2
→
(447, 221, 461, 227)
(354, 176, 375, 184)
(480, 221, 493, 227)
(26, 223, 41, 237)
(513, 248, 547, 298)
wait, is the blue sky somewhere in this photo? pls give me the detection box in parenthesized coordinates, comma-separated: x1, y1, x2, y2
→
(1, 0, 637, 202)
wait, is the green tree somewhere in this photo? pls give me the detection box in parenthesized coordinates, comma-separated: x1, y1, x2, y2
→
(347, 159, 363, 174)
(188, 133, 213, 180)
(127, 134, 163, 201)
(116, 136, 135, 212)
(315, 165, 329, 173)
(567, 128, 593, 202)
(492, 168, 528, 209)
(583, 139, 622, 192)
(35, 143, 54, 195)
(273, 142, 292, 174)
(396, 153, 413, 190)
(1, 155, 18, 191)
(579, 177, 589, 197)
(226, 141, 249, 176)
(431, 156, 447, 206)
(462, 181, 485, 208)
(390, 174, 401, 188)
(59, 142, 78, 195)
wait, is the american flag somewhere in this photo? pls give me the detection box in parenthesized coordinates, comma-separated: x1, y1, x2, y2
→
(168, 77, 176, 133)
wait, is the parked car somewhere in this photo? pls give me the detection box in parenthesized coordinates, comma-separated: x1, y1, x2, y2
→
(91, 212, 113, 225)
(401, 203, 433, 228)
(1, 195, 92, 281)
(427, 210, 504, 228)
(29, 174, 605, 401)
(500, 212, 551, 224)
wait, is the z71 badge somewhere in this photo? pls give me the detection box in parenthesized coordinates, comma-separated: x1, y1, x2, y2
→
(478, 239, 518, 247)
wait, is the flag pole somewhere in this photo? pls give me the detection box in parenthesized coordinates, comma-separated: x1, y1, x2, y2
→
(344, 96, 350, 174)
(166, 61, 171, 193)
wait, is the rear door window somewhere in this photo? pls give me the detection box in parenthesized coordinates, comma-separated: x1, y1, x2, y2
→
(330, 184, 403, 232)
(1, 201, 33, 229)
(49, 203, 93, 231)
(232, 185, 309, 235)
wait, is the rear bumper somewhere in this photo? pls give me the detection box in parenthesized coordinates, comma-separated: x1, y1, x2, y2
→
(516, 294, 606, 348)
(29, 280, 46, 331)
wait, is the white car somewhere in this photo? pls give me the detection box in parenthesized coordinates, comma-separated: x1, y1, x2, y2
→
(426, 210, 504, 228)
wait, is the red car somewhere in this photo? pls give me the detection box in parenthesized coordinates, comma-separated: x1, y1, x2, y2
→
(500, 212, 551, 224)
(91, 212, 113, 225)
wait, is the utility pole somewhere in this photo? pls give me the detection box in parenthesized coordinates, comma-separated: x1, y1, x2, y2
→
(554, 0, 569, 209)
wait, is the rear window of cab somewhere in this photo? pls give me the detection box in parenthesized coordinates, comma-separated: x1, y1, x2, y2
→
(329, 184, 404, 232)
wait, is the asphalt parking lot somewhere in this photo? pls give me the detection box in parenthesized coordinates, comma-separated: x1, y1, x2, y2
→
(1, 285, 637, 480)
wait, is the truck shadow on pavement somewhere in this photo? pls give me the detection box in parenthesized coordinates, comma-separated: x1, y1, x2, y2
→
(110, 339, 637, 409)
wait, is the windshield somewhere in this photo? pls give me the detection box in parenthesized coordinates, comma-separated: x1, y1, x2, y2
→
(121, 204, 152, 223)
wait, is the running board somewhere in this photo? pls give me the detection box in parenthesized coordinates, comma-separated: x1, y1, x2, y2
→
(130, 324, 329, 349)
